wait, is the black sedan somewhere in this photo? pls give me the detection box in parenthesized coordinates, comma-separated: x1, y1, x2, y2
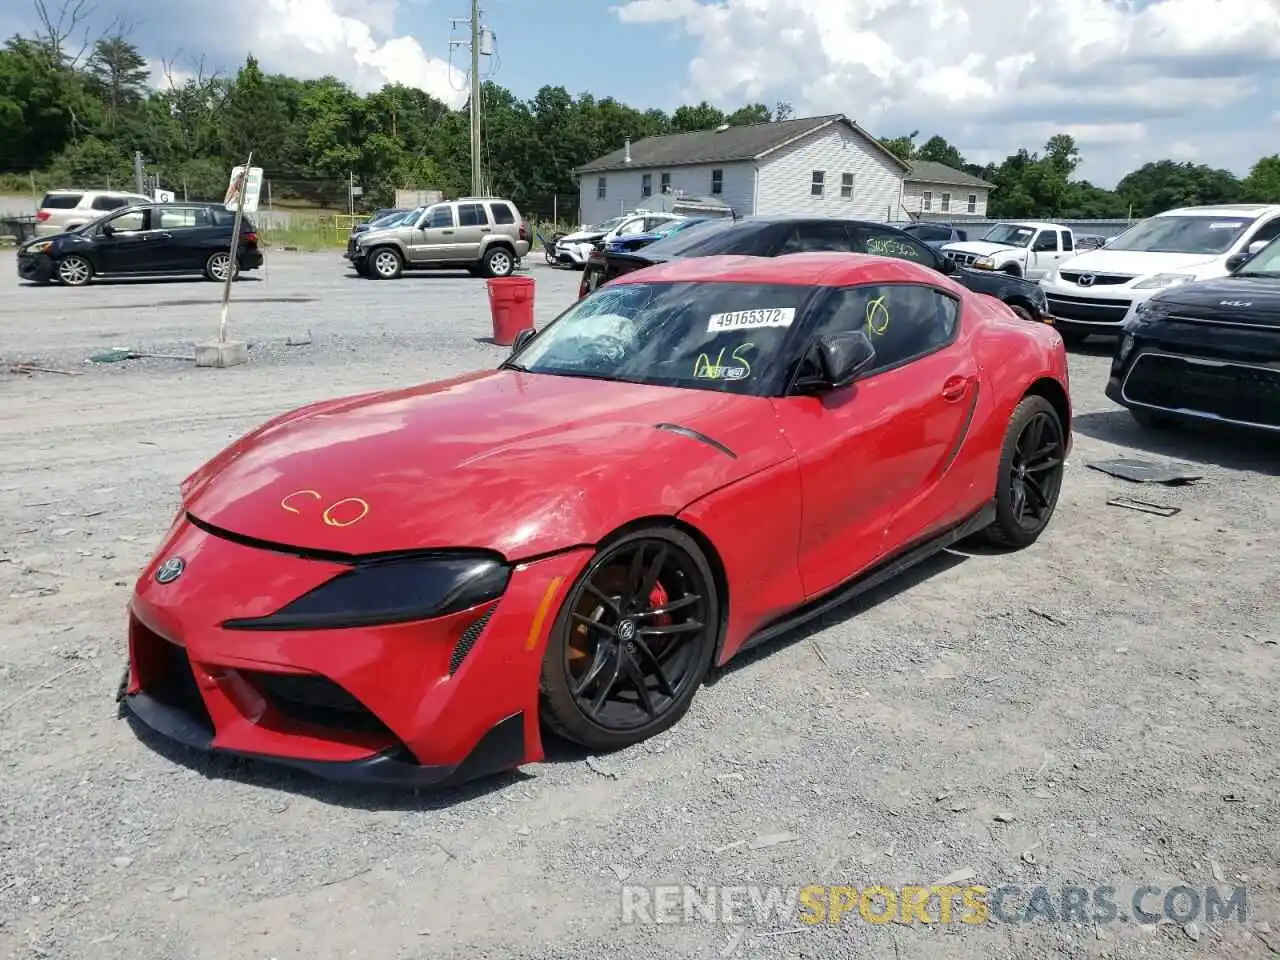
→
(577, 216, 1051, 324)
(1106, 237, 1280, 432)
(16, 201, 263, 286)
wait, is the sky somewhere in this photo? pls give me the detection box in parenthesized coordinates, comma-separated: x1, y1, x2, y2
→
(5, 0, 1280, 188)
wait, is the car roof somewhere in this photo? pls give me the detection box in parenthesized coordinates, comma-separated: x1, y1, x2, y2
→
(610, 251, 945, 288)
(1158, 204, 1280, 218)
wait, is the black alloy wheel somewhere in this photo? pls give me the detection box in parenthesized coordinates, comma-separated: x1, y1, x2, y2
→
(977, 395, 1066, 548)
(539, 526, 719, 751)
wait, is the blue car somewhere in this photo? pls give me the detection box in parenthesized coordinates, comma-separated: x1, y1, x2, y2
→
(604, 218, 711, 254)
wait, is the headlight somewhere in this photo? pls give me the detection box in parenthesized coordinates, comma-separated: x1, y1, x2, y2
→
(973, 256, 995, 269)
(222, 553, 511, 631)
(24, 240, 52, 255)
(1132, 273, 1194, 290)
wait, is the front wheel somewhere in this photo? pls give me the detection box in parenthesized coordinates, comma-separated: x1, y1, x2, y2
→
(976, 395, 1066, 549)
(369, 247, 403, 279)
(539, 526, 720, 751)
(482, 246, 515, 278)
(55, 255, 93, 286)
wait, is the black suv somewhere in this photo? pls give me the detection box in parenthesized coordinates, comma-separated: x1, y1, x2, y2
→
(16, 201, 263, 286)
(579, 216, 1049, 323)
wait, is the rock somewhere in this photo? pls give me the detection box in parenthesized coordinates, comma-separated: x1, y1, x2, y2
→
(994, 812, 1016, 823)
(170, 885, 189, 901)
(585, 756, 618, 779)
(937, 868, 976, 885)
(1184, 921, 1200, 942)
(111, 856, 133, 868)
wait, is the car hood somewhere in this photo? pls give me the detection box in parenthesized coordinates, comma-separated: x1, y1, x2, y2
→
(181, 370, 792, 560)
(942, 241, 1021, 258)
(1057, 249, 1223, 276)
(1149, 274, 1280, 325)
(560, 230, 607, 244)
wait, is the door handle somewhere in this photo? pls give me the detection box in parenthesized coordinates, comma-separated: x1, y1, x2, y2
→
(480, 227, 491, 233)
(941, 376, 969, 402)
(441, 229, 454, 234)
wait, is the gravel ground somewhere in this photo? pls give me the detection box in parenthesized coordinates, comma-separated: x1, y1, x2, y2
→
(1, 251, 1277, 960)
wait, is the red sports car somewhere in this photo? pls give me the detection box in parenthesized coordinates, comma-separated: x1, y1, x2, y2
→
(120, 252, 1071, 787)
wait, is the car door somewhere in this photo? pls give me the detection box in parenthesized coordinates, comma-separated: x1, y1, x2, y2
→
(406, 204, 457, 262)
(150, 205, 210, 271)
(454, 202, 491, 261)
(1026, 229, 1062, 279)
(92, 207, 152, 273)
(770, 282, 979, 598)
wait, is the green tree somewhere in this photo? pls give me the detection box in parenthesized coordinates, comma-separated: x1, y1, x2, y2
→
(915, 135, 964, 168)
(671, 101, 725, 132)
(879, 130, 918, 162)
(86, 32, 149, 127)
(1242, 155, 1280, 203)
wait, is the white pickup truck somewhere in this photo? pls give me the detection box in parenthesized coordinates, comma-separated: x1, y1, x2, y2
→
(940, 221, 1077, 281)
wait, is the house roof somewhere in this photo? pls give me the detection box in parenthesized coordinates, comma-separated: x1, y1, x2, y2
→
(575, 114, 911, 175)
(905, 161, 994, 189)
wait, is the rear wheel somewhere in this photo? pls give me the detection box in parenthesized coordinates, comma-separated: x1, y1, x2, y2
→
(204, 251, 236, 282)
(55, 255, 93, 286)
(976, 395, 1066, 549)
(482, 245, 515, 278)
(370, 247, 403, 279)
(539, 526, 720, 751)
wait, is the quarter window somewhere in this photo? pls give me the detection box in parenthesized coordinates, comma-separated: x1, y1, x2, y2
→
(803, 284, 960, 377)
(156, 207, 209, 229)
(489, 202, 516, 224)
(458, 203, 489, 226)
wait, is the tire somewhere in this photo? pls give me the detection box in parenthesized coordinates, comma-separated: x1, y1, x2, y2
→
(481, 245, 515, 278)
(975, 395, 1066, 549)
(204, 251, 237, 282)
(1001, 264, 1023, 278)
(539, 525, 720, 752)
(55, 254, 93, 286)
(1129, 408, 1178, 430)
(369, 246, 403, 279)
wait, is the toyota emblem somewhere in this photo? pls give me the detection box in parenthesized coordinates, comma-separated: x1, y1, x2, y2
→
(155, 557, 185, 584)
(1077, 274, 1095, 287)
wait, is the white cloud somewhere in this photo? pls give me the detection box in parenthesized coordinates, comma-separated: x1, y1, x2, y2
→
(614, 0, 1280, 185)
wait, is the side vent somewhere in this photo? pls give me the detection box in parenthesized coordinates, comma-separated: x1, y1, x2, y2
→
(450, 608, 494, 675)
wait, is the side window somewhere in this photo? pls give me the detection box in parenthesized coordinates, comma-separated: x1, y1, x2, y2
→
(92, 195, 128, 211)
(776, 222, 855, 254)
(489, 202, 516, 224)
(857, 227, 936, 266)
(1062, 231, 1074, 251)
(804, 284, 960, 377)
(1246, 217, 1280, 246)
(1033, 231, 1059, 252)
(458, 203, 488, 226)
(425, 205, 455, 228)
(156, 207, 208, 229)
(107, 209, 147, 232)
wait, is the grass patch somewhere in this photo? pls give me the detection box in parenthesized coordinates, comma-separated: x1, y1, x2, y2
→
(258, 220, 349, 251)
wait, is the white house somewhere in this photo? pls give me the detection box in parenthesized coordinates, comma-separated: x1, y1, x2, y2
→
(575, 114, 925, 226)
(902, 161, 994, 219)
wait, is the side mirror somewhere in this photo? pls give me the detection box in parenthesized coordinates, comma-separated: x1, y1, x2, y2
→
(101, 224, 114, 236)
(797, 330, 876, 392)
(510, 327, 536, 353)
(1247, 240, 1268, 256)
(1225, 252, 1250, 273)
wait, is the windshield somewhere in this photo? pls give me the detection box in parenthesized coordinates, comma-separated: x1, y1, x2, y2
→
(1105, 216, 1252, 254)
(589, 216, 628, 233)
(1237, 237, 1280, 277)
(982, 224, 1035, 247)
(636, 219, 762, 259)
(368, 210, 407, 228)
(509, 281, 815, 395)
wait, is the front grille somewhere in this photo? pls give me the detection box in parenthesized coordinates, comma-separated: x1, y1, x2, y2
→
(947, 251, 981, 266)
(1046, 293, 1131, 324)
(1060, 271, 1133, 286)
(449, 608, 494, 675)
(247, 672, 393, 736)
(1123, 353, 1280, 429)
(1168, 313, 1280, 332)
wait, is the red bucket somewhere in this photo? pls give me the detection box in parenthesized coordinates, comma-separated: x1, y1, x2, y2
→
(487, 276, 535, 346)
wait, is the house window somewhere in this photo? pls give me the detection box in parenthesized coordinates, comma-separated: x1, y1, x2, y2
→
(711, 169, 723, 195)
(811, 170, 825, 197)
(642, 174, 652, 198)
(967, 193, 977, 213)
(941, 192, 951, 212)
(840, 173, 854, 199)
(597, 177, 607, 200)
(660, 172, 671, 194)
(922, 191, 932, 211)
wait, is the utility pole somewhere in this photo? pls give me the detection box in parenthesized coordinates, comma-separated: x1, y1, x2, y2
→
(451, 1, 490, 198)
(133, 151, 145, 194)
